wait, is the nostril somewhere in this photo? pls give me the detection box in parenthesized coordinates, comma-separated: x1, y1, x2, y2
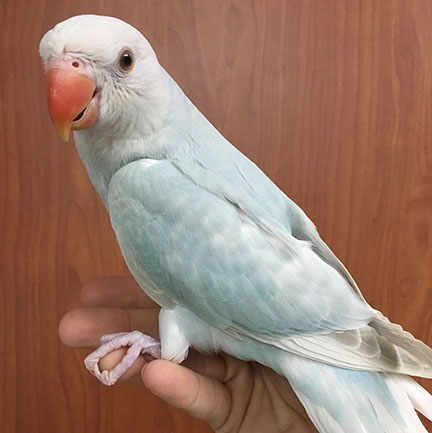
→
(72, 61, 79, 68)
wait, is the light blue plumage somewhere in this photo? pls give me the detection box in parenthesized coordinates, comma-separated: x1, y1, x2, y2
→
(39, 15, 432, 433)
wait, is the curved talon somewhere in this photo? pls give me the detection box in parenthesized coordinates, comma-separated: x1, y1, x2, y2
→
(84, 331, 161, 386)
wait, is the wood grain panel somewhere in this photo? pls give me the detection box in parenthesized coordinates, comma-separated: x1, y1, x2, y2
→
(1, 1, 431, 432)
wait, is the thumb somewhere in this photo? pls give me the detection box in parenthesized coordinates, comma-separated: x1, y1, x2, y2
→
(142, 359, 230, 428)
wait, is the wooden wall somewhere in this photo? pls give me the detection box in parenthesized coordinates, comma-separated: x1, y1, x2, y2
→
(1, 1, 431, 431)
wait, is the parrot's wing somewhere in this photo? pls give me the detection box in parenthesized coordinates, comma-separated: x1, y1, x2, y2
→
(108, 158, 374, 335)
(207, 155, 367, 297)
(244, 321, 432, 377)
(106, 158, 432, 376)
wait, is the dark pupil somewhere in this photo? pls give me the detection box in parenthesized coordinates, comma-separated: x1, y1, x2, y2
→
(121, 52, 133, 69)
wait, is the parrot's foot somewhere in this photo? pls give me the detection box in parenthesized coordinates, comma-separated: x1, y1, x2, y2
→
(84, 331, 161, 386)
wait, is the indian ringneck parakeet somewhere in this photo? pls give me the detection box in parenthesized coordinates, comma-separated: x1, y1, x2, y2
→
(39, 15, 432, 433)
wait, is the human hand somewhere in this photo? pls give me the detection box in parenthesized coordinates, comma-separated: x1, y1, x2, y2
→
(59, 276, 317, 433)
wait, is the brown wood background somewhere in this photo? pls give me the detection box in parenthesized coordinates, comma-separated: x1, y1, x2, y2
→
(1, 1, 431, 432)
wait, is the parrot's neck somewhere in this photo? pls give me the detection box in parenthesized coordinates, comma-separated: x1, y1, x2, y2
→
(72, 69, 173, 204)
(74, 136, 122, 206)
(74, 131, 155, 206)
(73, 69, 229, 207)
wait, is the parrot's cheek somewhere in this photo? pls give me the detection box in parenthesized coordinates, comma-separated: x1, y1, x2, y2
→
(45, 68, 99, 142)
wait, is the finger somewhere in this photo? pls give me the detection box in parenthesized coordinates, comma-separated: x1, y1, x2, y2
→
(81, 276, 158, 309)
(94, 348, 229, 387)
(142, 359, 231, 427)
(58, 307, 159, 347)
(181, 350, 227, 383)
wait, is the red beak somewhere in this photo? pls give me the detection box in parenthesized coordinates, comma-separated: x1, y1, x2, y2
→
(45, 68, 98, 141)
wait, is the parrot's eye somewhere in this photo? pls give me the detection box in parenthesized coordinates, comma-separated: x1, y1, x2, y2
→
(118, 49, 134, 73)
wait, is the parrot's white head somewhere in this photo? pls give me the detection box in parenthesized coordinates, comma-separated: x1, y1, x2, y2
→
(39, 15, 168, 146)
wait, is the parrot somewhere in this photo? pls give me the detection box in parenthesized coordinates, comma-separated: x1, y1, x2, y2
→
(39, 14, 432, 433)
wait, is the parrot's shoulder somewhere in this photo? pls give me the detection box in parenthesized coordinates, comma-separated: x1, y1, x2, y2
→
(107, 158, 178, 309)
(108, 158, 175, 202)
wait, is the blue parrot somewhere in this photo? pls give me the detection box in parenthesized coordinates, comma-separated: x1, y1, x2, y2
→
(39, 15, 432, 433)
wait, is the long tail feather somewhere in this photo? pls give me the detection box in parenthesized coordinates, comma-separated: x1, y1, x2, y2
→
(282, 355, 432, 433)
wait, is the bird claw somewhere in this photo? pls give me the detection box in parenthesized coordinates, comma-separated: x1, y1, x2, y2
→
(84, 331, 161, 386)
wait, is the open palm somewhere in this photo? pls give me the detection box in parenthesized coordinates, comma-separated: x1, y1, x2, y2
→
(59, 276, 317, 433)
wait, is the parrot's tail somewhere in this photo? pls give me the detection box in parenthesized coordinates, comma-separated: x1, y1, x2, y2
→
(386, 375, 432, 426)
(282, 355, 432, 433)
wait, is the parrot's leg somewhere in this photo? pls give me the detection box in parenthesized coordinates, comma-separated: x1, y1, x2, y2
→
(84, 330, 161, 386)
